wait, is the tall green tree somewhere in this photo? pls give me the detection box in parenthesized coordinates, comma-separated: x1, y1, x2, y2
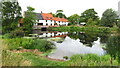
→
(106, 35, 120, 63)
(23, 6, 36, 34)
(100, 9, 117, 27)
(80, 8, 99, 23)
(2, 1, 22, 34)
(68, 14, 80, 24)
(55, 10, 67, 19)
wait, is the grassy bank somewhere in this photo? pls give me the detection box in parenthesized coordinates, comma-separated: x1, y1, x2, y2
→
(3, 51, 120, 66)
(49, 26, 116, 33)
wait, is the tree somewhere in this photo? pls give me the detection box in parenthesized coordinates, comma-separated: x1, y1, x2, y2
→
(80, 8, 99, 23)
(2, 1, 22, 34)
(100, 9, 117, 27)
(68, 14, 80, 25)
(106, 35, 120, 63)
(23, 6, 36, 34)
(55, 10, 67, 19)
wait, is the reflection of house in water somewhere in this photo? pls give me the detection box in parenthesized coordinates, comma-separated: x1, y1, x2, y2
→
(33, 31, 68, 38)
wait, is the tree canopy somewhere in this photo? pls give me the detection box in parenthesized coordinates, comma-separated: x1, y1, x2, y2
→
(23, 6, 36, 34)
(80, 8, 99, 23)
(55, 10, 67, 19)
(99, 9, 117, 27)
(2, 1, 22, 34)
(68, 14, 80, 24)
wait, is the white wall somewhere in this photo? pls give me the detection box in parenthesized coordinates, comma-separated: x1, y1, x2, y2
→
(34, 20, 69, 26)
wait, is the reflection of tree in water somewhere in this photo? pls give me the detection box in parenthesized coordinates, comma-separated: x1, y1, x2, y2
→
(68, 32, 98, 47)
(106, 35, 120, 63)
(98, 33, 110, 43)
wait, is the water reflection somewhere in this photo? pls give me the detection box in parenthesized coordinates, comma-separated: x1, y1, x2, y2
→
(48, 36, 105, 60)
(68, 32, 98, 47)
(32, 30, 112, 60)
(32, 31, 68, 38)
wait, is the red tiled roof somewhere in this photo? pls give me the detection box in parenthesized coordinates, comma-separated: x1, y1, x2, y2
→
(41, 13, 54, 20)
(41, 13, 68, 22)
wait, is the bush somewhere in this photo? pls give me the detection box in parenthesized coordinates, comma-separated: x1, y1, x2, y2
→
(4, 38, 54, 52)
(9, 29, 24, 38)
(26, 39, 55, 52)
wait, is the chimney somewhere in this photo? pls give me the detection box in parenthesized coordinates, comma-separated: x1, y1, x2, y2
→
(50, 12, 52, 14)
(41, 11, 43, 13)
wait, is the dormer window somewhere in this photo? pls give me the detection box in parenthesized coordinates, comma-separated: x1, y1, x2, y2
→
(50, 17, 52, 19)
(46, 17, 48, 19)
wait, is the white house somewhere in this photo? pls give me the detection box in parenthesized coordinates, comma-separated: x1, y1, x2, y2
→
(34, 13, 69, 26)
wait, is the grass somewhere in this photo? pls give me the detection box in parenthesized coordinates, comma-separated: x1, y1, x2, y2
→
(11, 52, 120, 66)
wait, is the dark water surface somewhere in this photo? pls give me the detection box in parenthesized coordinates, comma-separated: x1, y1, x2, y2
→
(32, 30, 120, 60)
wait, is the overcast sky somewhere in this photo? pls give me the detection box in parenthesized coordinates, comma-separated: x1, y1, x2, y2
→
(18, 0, 120, 17)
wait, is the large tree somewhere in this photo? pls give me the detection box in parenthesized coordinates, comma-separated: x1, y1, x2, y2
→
(100, 9, 117, 27)
(2, 1, 22, 34)
(80, 8, 99, 23)
(55, 10, 67, 19)
(23, 6, 36, 34)
(68, 14, 80, 24)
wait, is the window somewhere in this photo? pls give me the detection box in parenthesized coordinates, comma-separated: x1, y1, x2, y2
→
(46, 17, 48, 19)
(46, 20, 47, 22)
(50, 17, 52, 19)
(38, 23, 43, 25)
(51, 20, 52, 22)
(59, 21, 60, 23)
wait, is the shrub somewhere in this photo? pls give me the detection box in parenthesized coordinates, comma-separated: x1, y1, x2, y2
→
(63, 56, 69, 60)
(27, 39, 55, 52)
(4, 38, 54, 52)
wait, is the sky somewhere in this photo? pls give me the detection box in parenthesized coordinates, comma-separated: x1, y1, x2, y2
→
(18, 0, 120, 17)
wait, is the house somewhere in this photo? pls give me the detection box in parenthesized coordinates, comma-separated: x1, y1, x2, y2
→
(34, 13, 69, 27)
(18, 12, 69, 29)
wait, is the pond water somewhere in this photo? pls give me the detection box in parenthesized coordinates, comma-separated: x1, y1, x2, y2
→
(32, 30, 120, 60)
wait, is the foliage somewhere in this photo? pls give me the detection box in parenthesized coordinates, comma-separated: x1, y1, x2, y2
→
(2, 1, 22, 34)
(23, 6, 36, 34)
(116, 19, 120, 31)
(4, 38, 54, 52)
(9, 28, 24, 38)
(86, 18, 99, 26)
(106, 35, 120, 63)
(50, 26, 111, 33)
(100, 9, 117, 27)
(26, 39, 55, 52)
(80, 8, 99, 23)
(68, 14, 80, 24)
(63, 56, 69, 60)
(55, 10, 67, 19)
